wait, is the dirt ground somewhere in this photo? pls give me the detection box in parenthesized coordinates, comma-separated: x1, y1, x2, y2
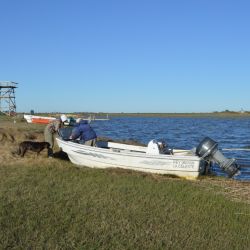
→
(0, 119, 250, 205)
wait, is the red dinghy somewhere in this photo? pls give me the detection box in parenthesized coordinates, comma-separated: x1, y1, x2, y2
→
(24, 114, 56, 124)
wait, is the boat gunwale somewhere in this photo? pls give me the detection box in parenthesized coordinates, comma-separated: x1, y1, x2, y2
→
(56, 138, 202, 161)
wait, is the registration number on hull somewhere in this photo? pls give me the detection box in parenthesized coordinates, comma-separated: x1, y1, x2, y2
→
(173, 160, 196, 169)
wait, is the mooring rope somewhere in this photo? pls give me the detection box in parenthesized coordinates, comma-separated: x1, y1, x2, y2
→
(222, 148, 250, 151)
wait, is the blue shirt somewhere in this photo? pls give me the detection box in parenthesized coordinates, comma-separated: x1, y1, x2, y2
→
(71, 120, 97, 143)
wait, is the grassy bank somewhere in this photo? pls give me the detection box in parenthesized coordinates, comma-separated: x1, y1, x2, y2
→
(0, 162, 250, 250)
(0, 118, 249, 249)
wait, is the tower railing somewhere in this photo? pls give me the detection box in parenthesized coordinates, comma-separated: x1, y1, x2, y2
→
(0, 81, 18, 116)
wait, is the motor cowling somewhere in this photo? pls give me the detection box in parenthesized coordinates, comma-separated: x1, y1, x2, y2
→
(146, 140, 173, 155)
(196, 137, 239, 178)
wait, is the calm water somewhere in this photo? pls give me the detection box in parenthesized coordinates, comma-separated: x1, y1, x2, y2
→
(92, 117, 250, 181)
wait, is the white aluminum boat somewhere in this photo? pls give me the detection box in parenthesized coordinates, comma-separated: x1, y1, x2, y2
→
(56, 137, 207, 179)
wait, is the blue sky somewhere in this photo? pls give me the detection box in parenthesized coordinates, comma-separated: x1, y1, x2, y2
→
(1, 0, 249, 113)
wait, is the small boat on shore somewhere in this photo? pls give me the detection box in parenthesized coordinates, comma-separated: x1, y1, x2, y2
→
(56, 138, 204, 179)
(24, 114, 110, 125)
(24, 114, 56, 124)
(56, 129, 240, 179)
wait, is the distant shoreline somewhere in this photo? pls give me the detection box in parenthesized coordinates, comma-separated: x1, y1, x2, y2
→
(105, 112, 250, 118)
(6, 111, 250, 119)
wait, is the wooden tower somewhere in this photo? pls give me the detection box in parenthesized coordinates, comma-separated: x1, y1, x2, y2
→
(0, 81, 18, 116)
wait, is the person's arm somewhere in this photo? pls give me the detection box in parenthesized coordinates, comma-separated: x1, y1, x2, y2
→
(55, 120, 61, 132)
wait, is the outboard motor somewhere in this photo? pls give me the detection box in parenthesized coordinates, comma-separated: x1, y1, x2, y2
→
(196, 137, 239, 178)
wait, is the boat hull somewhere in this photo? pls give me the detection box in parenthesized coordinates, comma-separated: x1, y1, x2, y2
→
(24, 115, 56, 124)
(56, 138, 206, 179)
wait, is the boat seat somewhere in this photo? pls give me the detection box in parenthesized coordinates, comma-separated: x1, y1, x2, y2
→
(96, 141, 109, 148)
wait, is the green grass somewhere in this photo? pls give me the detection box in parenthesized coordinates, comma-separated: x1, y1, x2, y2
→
(0, 162, 249, 249)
